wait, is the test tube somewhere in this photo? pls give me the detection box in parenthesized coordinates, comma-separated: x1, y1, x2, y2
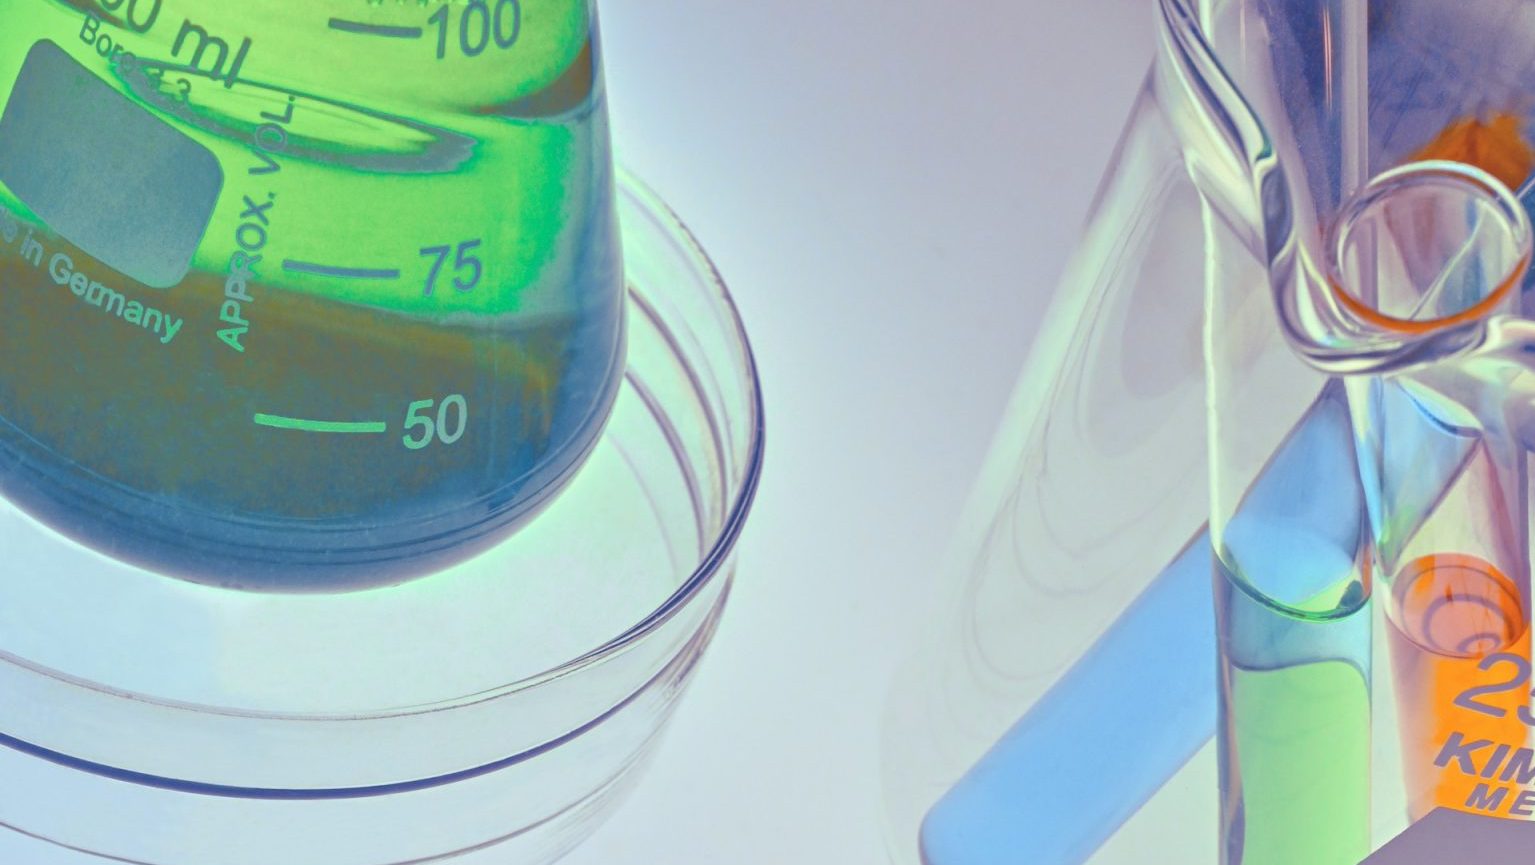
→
(918, 378, 1407, 865)
(1330, 164, 1535, 824)
(917, 531, 1216, 865)
(1212, 379, 1375, 865)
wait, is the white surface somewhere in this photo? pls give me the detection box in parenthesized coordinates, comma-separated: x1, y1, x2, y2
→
(572, 2, 1157, 863)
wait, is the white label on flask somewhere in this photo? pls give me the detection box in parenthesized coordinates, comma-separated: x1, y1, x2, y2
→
(0, 40, 222, 289)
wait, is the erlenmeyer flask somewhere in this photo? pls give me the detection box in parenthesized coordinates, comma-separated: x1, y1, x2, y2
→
(884, 1, 1535, 863)
(0, 5, 769, 864)
(0, 0, 624, 589)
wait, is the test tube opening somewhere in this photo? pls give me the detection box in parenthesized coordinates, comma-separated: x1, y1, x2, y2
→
(1328, 161, 1533, 335)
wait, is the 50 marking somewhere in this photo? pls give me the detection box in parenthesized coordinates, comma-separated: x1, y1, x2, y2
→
(256, 396, 470, 451)
(429, 0, 521, 60)
(1455, 653, 1535, 725)
(404, 395, 469, 450)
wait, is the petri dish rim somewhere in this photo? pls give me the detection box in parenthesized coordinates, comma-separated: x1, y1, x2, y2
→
(0, 168, 765, 725)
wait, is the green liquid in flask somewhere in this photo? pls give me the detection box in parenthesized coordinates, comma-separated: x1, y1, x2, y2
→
(0, 1, 625, 589)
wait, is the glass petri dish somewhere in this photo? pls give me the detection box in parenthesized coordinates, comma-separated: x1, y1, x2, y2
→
(0, 170, 764, 865)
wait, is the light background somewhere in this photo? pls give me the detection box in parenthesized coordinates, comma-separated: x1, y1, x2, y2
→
(570, 1, 1155, 862)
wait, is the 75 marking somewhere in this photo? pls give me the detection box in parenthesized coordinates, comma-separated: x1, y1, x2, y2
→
(420, 239, 482, 295)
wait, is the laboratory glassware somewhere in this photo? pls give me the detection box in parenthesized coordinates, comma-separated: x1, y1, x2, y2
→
(0, 1, 767, 861)
(884, 0, 1535, 863)
(0, 170, 764, 865)
(0, 0, 627, 589)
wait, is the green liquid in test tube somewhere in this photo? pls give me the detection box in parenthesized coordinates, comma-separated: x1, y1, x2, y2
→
(1214, 382, 1373, 865)
(1218, 568, 1373, 865)
(0, 0, 625, 589)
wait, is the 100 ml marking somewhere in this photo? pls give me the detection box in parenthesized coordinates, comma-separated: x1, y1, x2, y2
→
(429, 0, 521, 59)
(330, 1, 523, 59)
